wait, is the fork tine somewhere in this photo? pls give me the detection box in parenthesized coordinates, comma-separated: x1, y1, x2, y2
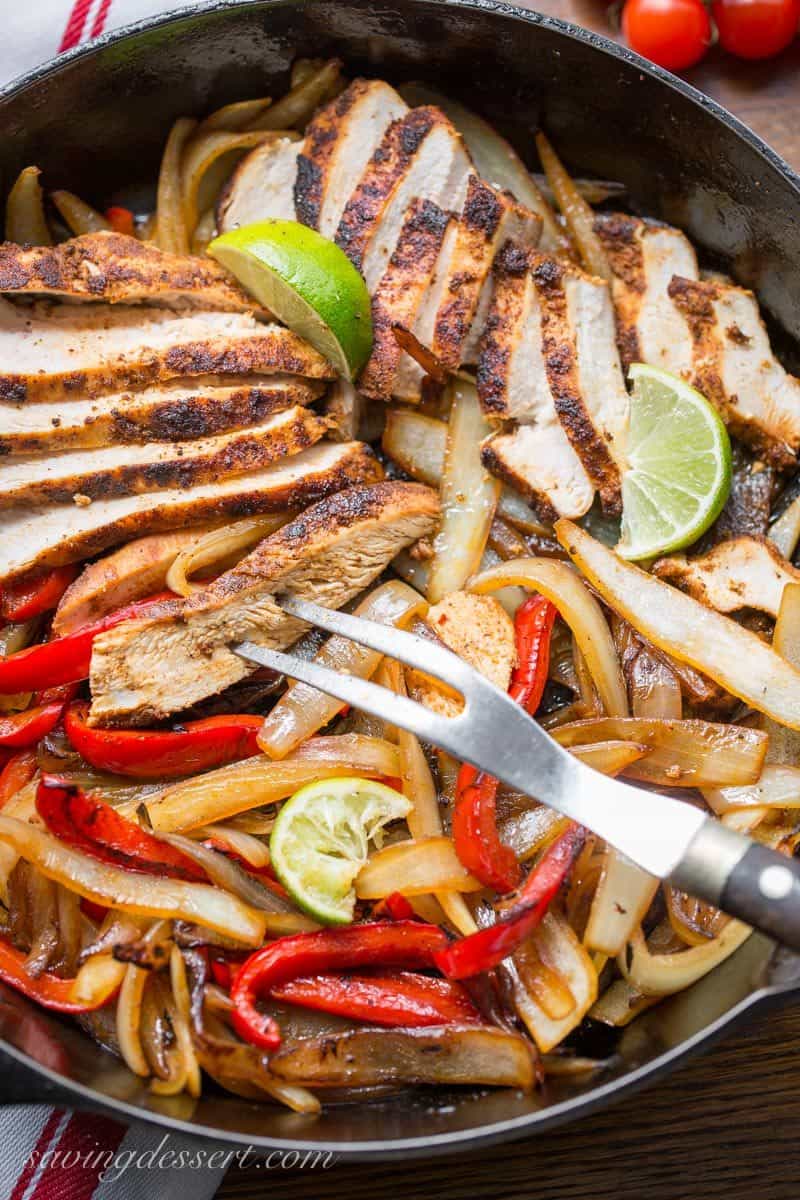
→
(275, 594, 478, 696)
(234, 641, 463, 752)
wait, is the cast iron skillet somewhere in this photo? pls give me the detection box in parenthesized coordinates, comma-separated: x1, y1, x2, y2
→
(0, 0, 798, 1161)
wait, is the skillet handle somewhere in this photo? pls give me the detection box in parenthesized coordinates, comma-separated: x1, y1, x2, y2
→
(670, 819, 800, 950)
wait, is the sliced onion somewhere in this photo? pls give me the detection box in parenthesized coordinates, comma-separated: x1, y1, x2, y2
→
(428, 378, 500, 604)
(589, 977, 659, 1026)
(69, 952, 128, 1006)
(584, 850, 658, 957)
(619, 919, 752, 996)
(398, 82, 565, 255)
(166, 515, 289, 597)
(469, 557, 628, 717)
(259, 581, 426, 759)
(571, 740, 649, 775)
(5, 166, 52, 244)
(628, 644, 683, 720)
(50, 190, 111, 235)
(167, 945, 201, 1098)
(181, 130, 281, 240)
(117, 962, 150, 1076)
(142, 735, 401, 833)
(191, 824, 269, 868)
(770, 494, 800, 559)
(199, 97, 274, 133)
(763, 583, 800, 763)
(703, 765, 800, 815)
(508, 910, 598, 1053)
(559, 519, 800, 731)
(554, 717, 767, 788)
(156, 118, 197, 255)
(247, 60, 342, 131)
(535, 132, 610, 280)
(0, 816, 266, 945)
(355, 837, 481, 898)
(191, 208, 217, 256)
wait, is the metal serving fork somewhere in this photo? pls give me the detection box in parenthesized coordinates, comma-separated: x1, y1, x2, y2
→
(234, 596, 800, 952)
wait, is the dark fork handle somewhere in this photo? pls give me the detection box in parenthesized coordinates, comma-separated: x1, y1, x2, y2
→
(671, 819, 800, 949)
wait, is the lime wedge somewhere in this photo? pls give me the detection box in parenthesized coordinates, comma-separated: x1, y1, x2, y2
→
(209, 220, 373, 379)
(269, 776, 411, 925)
(617, 363, 732, 561)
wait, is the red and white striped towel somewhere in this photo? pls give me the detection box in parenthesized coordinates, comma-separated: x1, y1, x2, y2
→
(0, 8, 239, 1196)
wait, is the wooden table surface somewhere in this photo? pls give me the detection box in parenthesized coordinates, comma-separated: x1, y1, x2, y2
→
(220, 6, 800, 1196)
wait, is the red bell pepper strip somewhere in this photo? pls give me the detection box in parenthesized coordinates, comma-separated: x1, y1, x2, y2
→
(0, 703, 65, 748)
(452, 593, 558, 893)
(0, 934, 117, 1012)
(231, 921, 450, 1051)
(453, 765, 520, 894)
(435, 823, 586, 980)
(0, 565, 78, 623)
(0, 591, 174, 694)
(372, 890, 415, 921)
(0, 749, 37, 807)
(105, 206, 135, 236)
(64, 702, 264, 779)
(508, 594, 558, 714)
(35, 776, 208, 883)
(272, 970, 481, 1027)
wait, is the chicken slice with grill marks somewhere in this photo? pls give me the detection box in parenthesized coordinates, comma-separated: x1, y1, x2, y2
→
(0, 299, 334, 404)
(593, 213, 698, 373)
(652, 535, 800, 618)
(88, 480, 439, 726)
(0, 439, 381, 583)
(0, 232, 269, 314)
(359, 199, 455, 402)
(668, 275, 800, 469)
(335, 106, 473, 293)
(0, 376, 323, 456)
(294, 78, 409, 238)
(216, 137, 303, 232)
(476, 243, 597, 521)
(0, 406, 327, 509)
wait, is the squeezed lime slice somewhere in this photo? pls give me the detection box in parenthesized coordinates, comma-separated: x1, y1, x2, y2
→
(209, 220, 373, 379)
(617, 363, 732, 561)
(269, 777, 411, 925)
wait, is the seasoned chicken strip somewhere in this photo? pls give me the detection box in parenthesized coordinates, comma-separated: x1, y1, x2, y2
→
(0, 299, 333, 403)
(53, 528, 220, 636)
(432, 175, 543, 373)
(593, 213, 698, 372)
(335, 106, 472, 292)
(477, 244, 595, 520)
(0, 406, 327, 508)
(359, 199, 454, 402)
(216, 137, 303, 232)
(89, 480, 439, 725)
(478, 247, 628, 512)
(295, 78, 408, 238)
(0, 376, 323, 456)
(652, 535, 800, 618)
(0, 440, 380, 582)
(668, 275, 800, 468)
(0, 232, 268, 314)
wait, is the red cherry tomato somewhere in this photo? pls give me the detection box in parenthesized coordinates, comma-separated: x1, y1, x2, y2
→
(712, 0, 799, 58)
(622, 0, 712, 70)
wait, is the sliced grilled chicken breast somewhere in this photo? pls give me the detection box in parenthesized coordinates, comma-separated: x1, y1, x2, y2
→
(0, 440, 380, 582)
(89, 480, 439, 725)
(433, 176, 543, 373)
(594, 213, 698, 372)
(0, 406, 327, 508)
(477, 244, 595, 520)
(477, 247, 628, 512)
(335, 106, 472, 292)
(0, 232, 268, 313)
(392, 213, 461, 402)
(668, 275, 800, 467)
(359, 199, 454, 401)
(53, 528, 220, 637)
(652, 535, 800, 618)
(0, 300, 333, 403)
(295, 79, 409, 237)
(216, 137, 303, 232)
(0, 376, 323, 455)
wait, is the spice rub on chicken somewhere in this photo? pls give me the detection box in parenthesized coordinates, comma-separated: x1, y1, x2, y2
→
(88, 480, 440, 725)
